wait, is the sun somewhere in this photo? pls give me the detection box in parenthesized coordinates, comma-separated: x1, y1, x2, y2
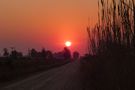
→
(65, 41, 72, 47)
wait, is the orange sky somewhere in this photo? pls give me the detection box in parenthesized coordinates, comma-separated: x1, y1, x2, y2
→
(0, 0, 98, 55)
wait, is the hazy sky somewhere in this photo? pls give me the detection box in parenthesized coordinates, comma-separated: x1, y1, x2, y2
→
(0, 0, 98, 55)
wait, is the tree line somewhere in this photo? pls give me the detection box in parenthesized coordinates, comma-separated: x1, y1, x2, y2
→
(0, 47, 80, 60)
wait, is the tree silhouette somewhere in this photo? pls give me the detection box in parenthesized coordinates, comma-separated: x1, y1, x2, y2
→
(46, 50, 53, 60)
(73, 51, 80, 60)
(30, 48, 38, 57)
(41, 48, 47, 58)
(63, 47, 71, 60)
(10, 49, 18, 59)
(3, 48, 9, 57)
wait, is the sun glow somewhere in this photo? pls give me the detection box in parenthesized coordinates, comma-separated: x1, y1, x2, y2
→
(65, 41, 72, 47)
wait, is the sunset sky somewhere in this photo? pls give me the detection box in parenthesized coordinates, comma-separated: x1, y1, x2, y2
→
(0, 0, 98, 55)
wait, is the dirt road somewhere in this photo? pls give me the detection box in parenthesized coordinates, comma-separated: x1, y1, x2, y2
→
(1, 61, 93, 90)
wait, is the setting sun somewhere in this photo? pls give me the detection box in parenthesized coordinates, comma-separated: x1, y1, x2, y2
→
(65, 41, 72, 47)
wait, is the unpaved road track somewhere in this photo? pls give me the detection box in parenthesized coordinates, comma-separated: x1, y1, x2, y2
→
(1, 61, 93, 90)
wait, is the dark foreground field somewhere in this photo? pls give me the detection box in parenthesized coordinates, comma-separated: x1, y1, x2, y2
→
(81, 55, 135, 90)
(1, 60, 93, 90)
(0, 57, 70, 87)
(1, 56, 135, 90)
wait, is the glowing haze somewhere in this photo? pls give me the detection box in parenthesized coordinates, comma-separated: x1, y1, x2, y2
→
(0, 0, 98, 55)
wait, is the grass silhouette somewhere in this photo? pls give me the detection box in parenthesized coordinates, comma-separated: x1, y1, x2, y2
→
(81, 0, 135, 89)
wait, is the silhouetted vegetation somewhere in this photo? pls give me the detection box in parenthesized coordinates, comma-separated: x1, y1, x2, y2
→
(73, 51, 80, 60)
(81, 0, 135, 90)
(0, 47, 72, 86)
(63, 47, 71, 60)
(3, 48, 9, 57)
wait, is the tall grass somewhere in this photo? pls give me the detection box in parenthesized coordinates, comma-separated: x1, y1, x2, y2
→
(87, 0, 135, 56)
(84, 0, 135, 89)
